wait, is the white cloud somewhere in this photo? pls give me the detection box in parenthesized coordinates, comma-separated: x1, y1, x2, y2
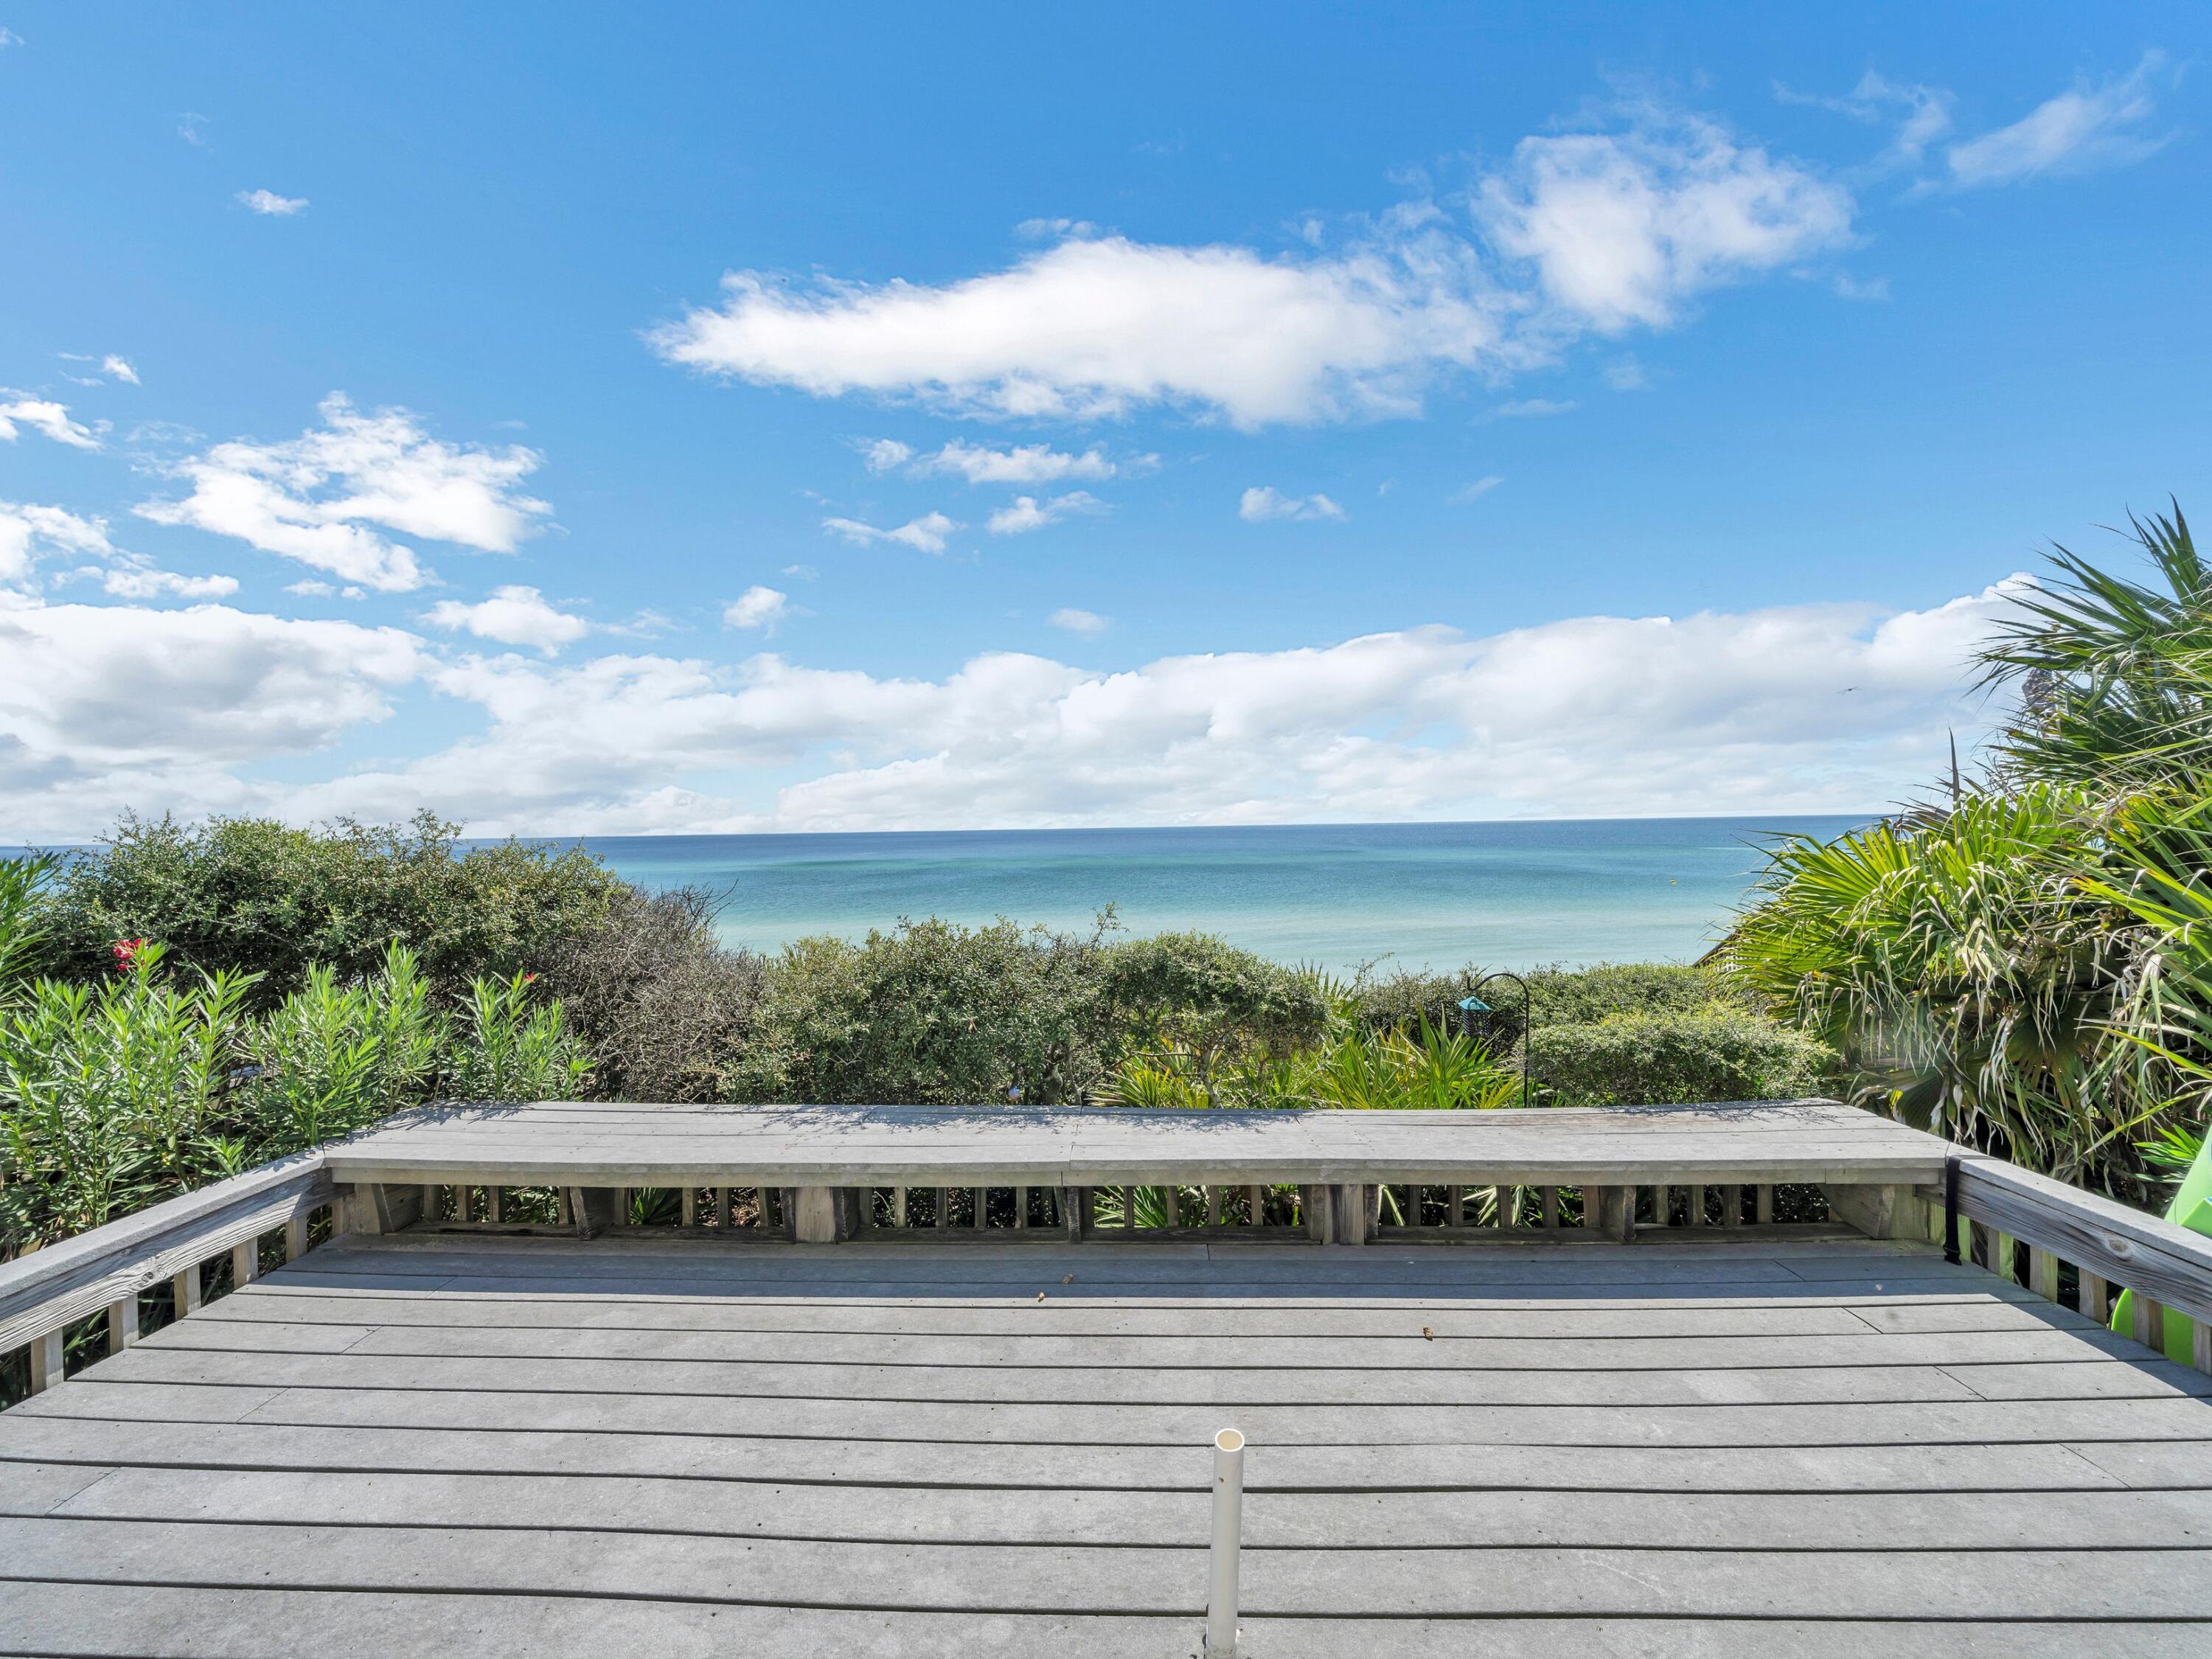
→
(1015, 217, 1098, 240)
(0, 598, 421, 828)
(1478, 115, 1852, 333)
(653, 102, 1854, 428)
(1778, 72, 1955, 167)
(782, 563, 819, 580)
(237, 188, 308, 216)
(909, 439, 1130, 485)
(860, 438, 912, 472)
(178, 113, 208, 147)
(1493, 397, 1576, 417)
(1946, 53, 2172, 188)
(1450, 476, 1503, 504)
(232, 577, 2025, 838)
(0, 570, 2034, 841)
(422, 585, 591, 655)
(1048, 608, 1110, 635)
(0, 392, 100, 449)
(0, 27, 21, 48)
(723, 585, 791, 632)
(284, 579, 366, 601)
(100, 355, 140, 384)
(78, 554, 239, 602)
(1239, 487, 1345, 524)
(1832, 273, 1891, 302)
(0, 501, 113, 585)
(821, 510, 959, 553)
(1603, 358, 1649, 392)
(653, 232, 1507, 428)
(136, 394, 550, 593)
(988, 491, 1105, 535)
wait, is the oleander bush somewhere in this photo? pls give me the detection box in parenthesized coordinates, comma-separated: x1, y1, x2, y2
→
(0, 911, 590, 1261)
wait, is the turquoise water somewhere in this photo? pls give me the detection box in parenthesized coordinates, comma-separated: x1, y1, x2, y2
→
(572, 817, 1866, 973)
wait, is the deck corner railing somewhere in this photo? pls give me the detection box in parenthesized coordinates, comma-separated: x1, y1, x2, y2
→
(0, 1151, 335, 1399)
(1923, 1151, 2212, 1372)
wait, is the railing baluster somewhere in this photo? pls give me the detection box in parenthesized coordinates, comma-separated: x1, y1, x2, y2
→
(1539, 1186, 1557, 1229)
(1246, 1184, 1265, 1226)
(172, 1262, 202, 1319)
(2195, 1320, 2212, 1375)
(2133, 1294, 2165, 1354)
(2080, 1271, 2110, 1321)
(2030, 1247, 2059, 1303)
(1017, 1186, 1031, 1229)
(230, 1239, 259, 1288)
(107, 1295, 138, 1352)
(718, 1187, 734, 1228)
(1756, 1184, 1774, 1225)
(29, 1326, 63, 1394)
(1447, 1186, 1464, 1227)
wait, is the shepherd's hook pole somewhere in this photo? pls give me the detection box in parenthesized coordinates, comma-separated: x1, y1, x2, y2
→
(1206, 1427, 1246, 1658)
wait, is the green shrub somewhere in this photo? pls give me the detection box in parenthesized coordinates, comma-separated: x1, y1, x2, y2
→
(35, 811, 620, 997)
(232, 943, 442, 1158)
(1530, 1004, 1837, 1107)
(0, 943, 254, 1246)
(1523, 961, 1743, 1024)
(1098, 932, 1329, 1099)
(0, 941, 589, 1259)
(538, 885, 765, 1103)
(726, 918, 1107, 1105)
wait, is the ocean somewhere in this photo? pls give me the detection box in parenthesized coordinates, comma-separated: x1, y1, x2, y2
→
(574, 817, 1867, 973)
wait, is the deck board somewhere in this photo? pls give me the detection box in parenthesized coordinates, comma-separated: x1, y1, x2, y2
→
(5, 1231, 2208, 1655)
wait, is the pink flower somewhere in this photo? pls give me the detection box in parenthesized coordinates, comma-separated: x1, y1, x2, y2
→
(521, 971, 538, 985)
(111, 938, 146, 972)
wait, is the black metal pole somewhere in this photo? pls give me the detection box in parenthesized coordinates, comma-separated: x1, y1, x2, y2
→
(1471, 970, 1534, 1107)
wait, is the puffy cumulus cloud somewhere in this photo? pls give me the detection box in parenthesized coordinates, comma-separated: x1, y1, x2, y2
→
(987, 492, 1104, 535)
(1946, 52, 2173, 188)
(1477, 116, 1852, 333)
(0, 598, 422, 834)
(136, 394, 551, 593)
(0, 392, 100, 450)
(1239, 486, 1344, 524)
(723, 585, 790, 632)
(1048, 608, 1110, 635)
(421, 585, 590, 654)
(653, 102, 1860, 426)
(0, 501, 113, 584)
(237, 188, 308, 216)
(100, 577, 2022, 841)
(821, 510, 958, 553)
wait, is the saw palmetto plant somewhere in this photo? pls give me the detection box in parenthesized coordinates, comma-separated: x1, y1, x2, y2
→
(1725, 506, 2212, 1198)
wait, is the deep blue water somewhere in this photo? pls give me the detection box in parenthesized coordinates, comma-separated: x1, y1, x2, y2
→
(568, 817, 1865, 973)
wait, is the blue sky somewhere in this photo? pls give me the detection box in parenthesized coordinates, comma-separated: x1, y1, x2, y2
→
(0, 3, 2205, 838)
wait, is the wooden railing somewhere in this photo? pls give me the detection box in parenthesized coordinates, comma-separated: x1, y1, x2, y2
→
(0, 1152, 335, 1399)
(1923, 1152, 2212, 1371)
(394, 1177, 1859, 1245)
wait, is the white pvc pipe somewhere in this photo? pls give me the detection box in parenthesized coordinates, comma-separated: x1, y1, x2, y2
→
(1206, 1426, 1246, 1659)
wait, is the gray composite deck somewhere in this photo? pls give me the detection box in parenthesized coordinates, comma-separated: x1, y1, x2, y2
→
(322, 1096, 1952, 1187)
(6, 1228, 2212, 1656)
